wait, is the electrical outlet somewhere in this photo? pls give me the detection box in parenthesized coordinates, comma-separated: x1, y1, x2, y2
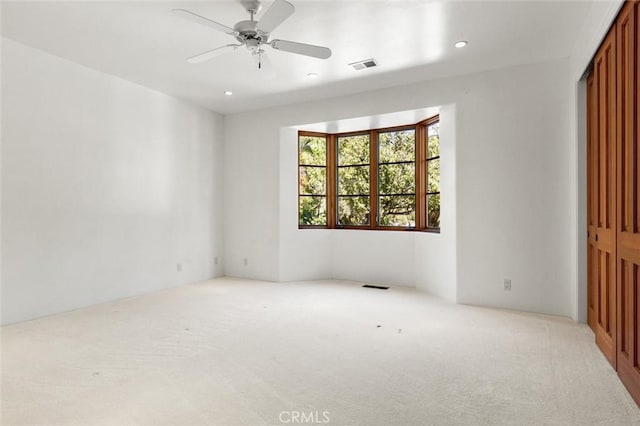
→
(177, 263, 182, 272)
(504, 279, 511, 291)
(243, 257, 248, 266)
(214, 257, 219, 265)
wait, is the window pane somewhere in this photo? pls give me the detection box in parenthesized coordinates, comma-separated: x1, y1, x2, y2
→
(379, 163, 415, 195)
(299, 134, 327, 227)
(338, 196, 370, 226)
(427, 158, 440, 193)
(379, 195, 415, 227)
(427, 122, 440, 158)
(299, 196, 327, 226)
(299, 166, 326, 195)
(338, 134, 370, 166)
(337, 134, 370, 225)
(299, 135, 326, 165)
(379, 129, 415, 163)
(427, 193, 440, 228)
(338, 165, 369, 195)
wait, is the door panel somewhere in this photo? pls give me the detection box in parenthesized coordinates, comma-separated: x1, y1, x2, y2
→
(616, 0, 640, 405)
(595, 27, 617, 368)
(588, 72, 598, 331)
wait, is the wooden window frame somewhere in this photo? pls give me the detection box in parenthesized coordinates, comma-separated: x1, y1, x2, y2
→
(298, 131, 330, 229)
(335, 131, 373, 229)
(420, 116, 441, 233)
(376, 125, 418, 231)
(298, 114, 440, 232)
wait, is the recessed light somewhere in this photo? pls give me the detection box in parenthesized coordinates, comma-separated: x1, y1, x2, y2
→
(307, 72, 319, 79)
(224, 90, 233, 96)
(454, 40, 468, 48)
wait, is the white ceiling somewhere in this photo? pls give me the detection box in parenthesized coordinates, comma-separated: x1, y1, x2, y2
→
(1, 0, 594, 115)
(297, 106, 440, 133)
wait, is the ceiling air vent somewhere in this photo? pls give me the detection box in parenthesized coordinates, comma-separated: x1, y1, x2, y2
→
(349, 58, 378, 70)
(362, 284, 389, 290)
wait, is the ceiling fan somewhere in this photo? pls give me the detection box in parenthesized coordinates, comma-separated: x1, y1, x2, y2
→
(173, 0, 332, 69)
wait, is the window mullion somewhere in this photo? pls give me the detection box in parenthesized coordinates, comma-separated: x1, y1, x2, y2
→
(370, 130, 378, 228)
(425, 120, 441, 230)
(416, 124, 426, 229)
(328, 133, 337, 229)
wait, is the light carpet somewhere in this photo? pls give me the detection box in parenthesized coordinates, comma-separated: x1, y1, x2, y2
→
(2, 277, 640, 425)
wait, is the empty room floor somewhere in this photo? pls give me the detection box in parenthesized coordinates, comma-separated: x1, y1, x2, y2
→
(2, 278, 640, 425)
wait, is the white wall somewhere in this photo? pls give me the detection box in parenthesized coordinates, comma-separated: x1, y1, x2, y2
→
(225, 58, 572, 316)
(0, 25, 588, 323)
(1, 39, 225, 325)
(454, 60, 572, 316)
(415, 104, 457, 303)
(278, 127, 333, 283)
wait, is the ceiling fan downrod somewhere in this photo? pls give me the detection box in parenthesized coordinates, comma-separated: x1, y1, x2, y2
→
(241, 0, 262, 20)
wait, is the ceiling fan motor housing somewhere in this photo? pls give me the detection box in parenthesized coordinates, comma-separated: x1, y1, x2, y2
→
(233, 20, 267, 48)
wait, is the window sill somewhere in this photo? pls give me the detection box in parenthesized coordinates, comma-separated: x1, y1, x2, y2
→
(298, 225, 440, 233)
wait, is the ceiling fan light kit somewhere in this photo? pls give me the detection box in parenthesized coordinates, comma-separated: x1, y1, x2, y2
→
(174, 0, 332, 70)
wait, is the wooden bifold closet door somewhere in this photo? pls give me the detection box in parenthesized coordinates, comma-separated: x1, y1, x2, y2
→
(587, 0, 640, 406)
(616, 0, 640, 404)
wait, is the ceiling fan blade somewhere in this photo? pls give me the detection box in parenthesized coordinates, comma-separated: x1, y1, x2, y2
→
(187, 44, 241, 64)
(270, 39, 332, 59)
(172, 9, 236, 35)
(256, 0, 295, 34)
